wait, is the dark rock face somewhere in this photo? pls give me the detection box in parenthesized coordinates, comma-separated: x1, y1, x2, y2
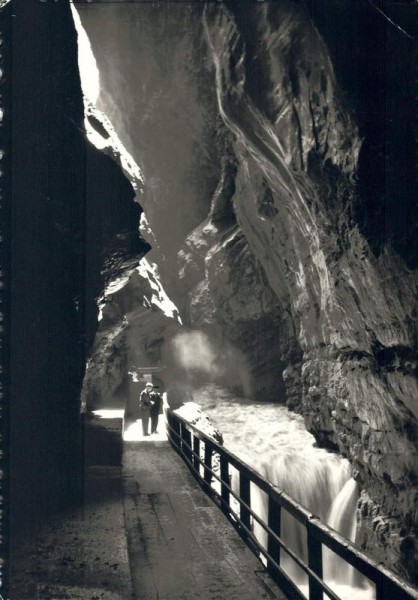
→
(203, 1, 418, 580)
(9, 0, 148, 543)
(77, 0, 418, 582)
(308, 0, 418, 268)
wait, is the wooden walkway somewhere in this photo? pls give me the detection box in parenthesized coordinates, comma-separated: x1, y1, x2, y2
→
(122, 435, 288, 600)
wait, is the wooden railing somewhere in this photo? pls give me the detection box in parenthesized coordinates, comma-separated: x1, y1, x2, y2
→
(166, 409, 418, 600)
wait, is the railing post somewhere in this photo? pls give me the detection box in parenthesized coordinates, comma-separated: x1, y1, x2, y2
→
(239, 472, 251, 531)
(376, 576, 409, 600)
(267, 496, 281, 574)
(375, 573, 385, 600)
(170, 416, 181, 450)
(220, 454, 230, 510)
(179, 421, 184, 453)
(193, 436, 200, 474)
(166, 412, 172, 443)
(204, 440, 212, 486)
(183, 427, 192, 464)
(307, 521, 323, 600)
(375, 578, 385, 600)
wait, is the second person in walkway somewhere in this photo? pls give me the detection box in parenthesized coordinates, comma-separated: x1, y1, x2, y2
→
(139, 382, 162, 436)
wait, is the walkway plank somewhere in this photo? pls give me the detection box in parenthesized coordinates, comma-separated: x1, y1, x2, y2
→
(123, 439, 288, 600)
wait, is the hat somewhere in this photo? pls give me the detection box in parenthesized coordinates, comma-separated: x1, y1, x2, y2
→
(145, 382, 153, 388)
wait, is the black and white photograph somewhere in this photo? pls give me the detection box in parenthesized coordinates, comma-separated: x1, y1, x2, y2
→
(1, 0, 418, 598)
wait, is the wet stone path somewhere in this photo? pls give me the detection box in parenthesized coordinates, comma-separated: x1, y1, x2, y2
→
(123, 437, 287, 600)
(9, 465, 134, 600)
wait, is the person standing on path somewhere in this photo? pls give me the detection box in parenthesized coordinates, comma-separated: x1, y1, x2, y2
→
(150, 388, 162, 434)
(139, 382, 153, 436)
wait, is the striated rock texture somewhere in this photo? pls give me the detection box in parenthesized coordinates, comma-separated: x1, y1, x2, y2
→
(77, 0, 418, 582)
(203, 1, 418, 581)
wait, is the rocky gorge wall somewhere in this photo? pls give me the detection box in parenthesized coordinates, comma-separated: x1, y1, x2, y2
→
(76, 0, 418, 583)
(8, 0, 149, 548)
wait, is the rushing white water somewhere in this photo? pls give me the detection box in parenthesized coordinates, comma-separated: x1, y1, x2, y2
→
(193, 384, 375, 600)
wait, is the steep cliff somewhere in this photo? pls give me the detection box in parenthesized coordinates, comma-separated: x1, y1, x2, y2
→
(76, 0, 418, 582)
(205, 1, 418, 581)
(9, 0, 149, 547)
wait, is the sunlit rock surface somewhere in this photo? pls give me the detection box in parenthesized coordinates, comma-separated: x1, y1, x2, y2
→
(82, 258, 181, 415)
(174, 402, 223, 445)
(76, 0, 418, 581)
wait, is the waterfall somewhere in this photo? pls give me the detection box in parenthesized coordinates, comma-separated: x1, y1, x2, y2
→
(255, 453, 354, 588)
(194, 385, 375, 600)
(323, 478, 373, 595)
(324, 478, 359, 584)
(246, 452, 374, 600)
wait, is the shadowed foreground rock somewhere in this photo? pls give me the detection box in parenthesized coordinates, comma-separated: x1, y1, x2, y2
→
(8, 0, 148, 563)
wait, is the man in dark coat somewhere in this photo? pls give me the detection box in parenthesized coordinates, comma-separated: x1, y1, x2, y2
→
(150, 388, 162, 434)
(139, 382, 153, 436)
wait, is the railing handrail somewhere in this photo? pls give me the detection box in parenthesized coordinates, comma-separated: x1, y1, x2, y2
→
(166, 408, 418, 600)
